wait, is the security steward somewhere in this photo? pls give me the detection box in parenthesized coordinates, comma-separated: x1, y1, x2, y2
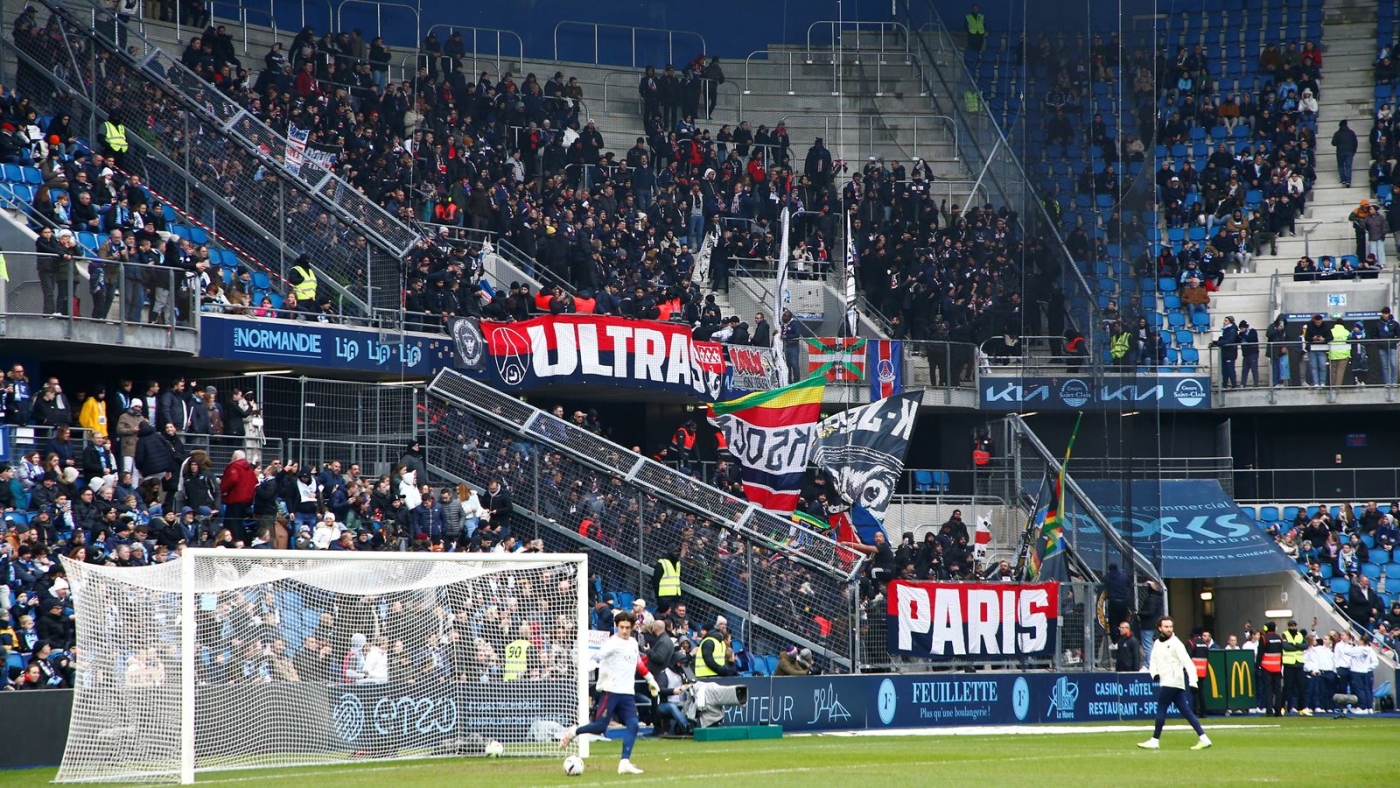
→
(1280, 619, 1307, 715)
(653, 548, 683, 616)
(288, 253, 318, 306)
(503, 624, 537, 681)
(694, 627, 733, 678)
(669, 419, 697, 466)
(1189, 629, 1210, 714)
(102, 112, 129, 168)
(1257, 621, 1285, 715)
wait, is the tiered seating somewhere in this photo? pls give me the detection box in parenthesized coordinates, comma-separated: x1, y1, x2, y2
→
(1242, 502, 1400, 610)
(0, 128, 273, 304)
(959, 0, 1324, 373)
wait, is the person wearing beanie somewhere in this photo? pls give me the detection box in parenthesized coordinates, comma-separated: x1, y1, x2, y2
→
(776, 645, 810, 676)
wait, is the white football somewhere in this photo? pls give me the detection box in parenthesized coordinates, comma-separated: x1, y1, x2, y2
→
(484, 740, 504, 757)
(563, 755, 585, 776)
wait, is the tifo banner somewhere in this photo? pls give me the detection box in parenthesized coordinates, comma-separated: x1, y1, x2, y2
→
(459, 315, 778, 401)
(867, 340, 903, 400)
(811, 391, 922, 524)
(979, 376, 1212, 411)
(200, 315, 452, 375)
(713, 672, 1158, 731)
(708, 374, 827, 513)
(886, 580, 1059, 661)
(285, 123, 310, 176)
(1072, 480, 1296, 578)
(806, 337, 866, 382)
(477, 314, 721, 398)
(725, 344, 782, 393)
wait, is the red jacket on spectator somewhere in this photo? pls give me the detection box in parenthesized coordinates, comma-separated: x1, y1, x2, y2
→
(220, 457, 258, 505)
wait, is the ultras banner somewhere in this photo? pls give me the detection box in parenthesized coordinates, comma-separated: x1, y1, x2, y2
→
(450, 315, 778, 401)
(885, 580, 1060, 661)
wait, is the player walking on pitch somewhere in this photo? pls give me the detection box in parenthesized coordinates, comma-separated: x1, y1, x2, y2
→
(1138, 616, 1212, 751)
(561, 610, 659, 774)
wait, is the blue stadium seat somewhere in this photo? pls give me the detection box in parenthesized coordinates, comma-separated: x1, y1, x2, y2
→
(1, 164, 20, 182)
(1329, 577, 1351, 595)
(1282, 506, 1300, 522)
(21, 167, 41, 185)
(914, 470, 934, 493)
(1259, 505, 1279, 522)
(188, 226, 209, 245)
(1181, 347, 1200, 365)
(251, 272, 271, 291)
(1385, 563, 1400, 580)
(1361, 564, 1382, 581)
(1370, 548, 1390, 565)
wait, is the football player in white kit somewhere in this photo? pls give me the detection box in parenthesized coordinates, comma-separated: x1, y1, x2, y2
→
(561, 611, 659, 775)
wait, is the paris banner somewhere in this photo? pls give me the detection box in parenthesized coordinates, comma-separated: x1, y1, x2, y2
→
(886, 580, 1060, 661)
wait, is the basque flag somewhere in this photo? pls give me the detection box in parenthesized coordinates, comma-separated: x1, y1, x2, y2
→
(867, 340, 903, 401)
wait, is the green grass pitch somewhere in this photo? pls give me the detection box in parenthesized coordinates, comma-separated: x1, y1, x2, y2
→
(4, 718, 1396, 787)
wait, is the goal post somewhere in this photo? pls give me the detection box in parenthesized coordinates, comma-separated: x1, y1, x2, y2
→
(57, 549, 590, 785)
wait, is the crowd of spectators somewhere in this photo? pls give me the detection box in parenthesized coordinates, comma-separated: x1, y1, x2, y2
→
(1265, 500, 1400, 652)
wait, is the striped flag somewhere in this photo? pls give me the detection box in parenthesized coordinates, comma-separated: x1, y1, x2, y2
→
(973, 514, 992, 562)
(1024, 412, 1081, 581)
(805, 337, 867, 382)
(707, 374, 827, 514)
(867, 340, 903, 400)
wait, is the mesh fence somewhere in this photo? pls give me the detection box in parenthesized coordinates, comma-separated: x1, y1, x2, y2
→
(57, 552, 585, 783)
(22, 0, 420, 311)
(421, 373, 856, 669)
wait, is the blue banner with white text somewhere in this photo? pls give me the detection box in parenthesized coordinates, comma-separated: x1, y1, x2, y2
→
(979, 375, 1211, 411)
(199, 315, 454, 376)
(1073, 479, 1297, 578)
(710, 672, 1158, 732)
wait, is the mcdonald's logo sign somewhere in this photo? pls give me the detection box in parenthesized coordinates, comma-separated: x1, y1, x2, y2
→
(1206, 651, 1255, 711)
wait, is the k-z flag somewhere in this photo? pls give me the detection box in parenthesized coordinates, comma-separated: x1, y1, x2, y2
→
(867, 340, 903, 401)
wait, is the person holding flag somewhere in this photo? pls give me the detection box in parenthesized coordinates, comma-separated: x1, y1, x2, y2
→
(1138, 616, 1212, 751)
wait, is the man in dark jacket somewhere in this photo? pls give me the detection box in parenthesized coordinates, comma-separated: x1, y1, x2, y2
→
(750, 312, 771, 347)
(1332, 119, 1358, 187)
(134, 421, 184, 499)
(804, 137, 834, 192)
(1113, 621, 1143, 672)
(157, 377, 191, 432)
(474, 479, 512, 549)
(1103, 563, 1131, 629)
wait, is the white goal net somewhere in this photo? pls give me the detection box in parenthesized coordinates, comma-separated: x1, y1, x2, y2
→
(55, 549, 588, 784)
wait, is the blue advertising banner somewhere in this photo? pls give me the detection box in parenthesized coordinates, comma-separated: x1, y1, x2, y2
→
(711, 672, 1158, 732)
(1073, 480, 1296, 578)
(200, 315, 454, 376)
(979, 376, 1211, 411)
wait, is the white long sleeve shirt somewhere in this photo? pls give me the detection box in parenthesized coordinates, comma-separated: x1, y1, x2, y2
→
(590, 634, 646, 694)
(1303, 644, 1334, 673)
(1147, 633, 1197, 690)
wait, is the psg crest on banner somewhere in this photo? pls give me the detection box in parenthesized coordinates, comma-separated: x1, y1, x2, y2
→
(449, 317, 485, 370)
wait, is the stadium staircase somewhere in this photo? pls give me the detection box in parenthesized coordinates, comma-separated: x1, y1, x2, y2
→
(12, 0, 421, 314)
(419, 367, 861, 670)
(1214, 1, 1381, 334)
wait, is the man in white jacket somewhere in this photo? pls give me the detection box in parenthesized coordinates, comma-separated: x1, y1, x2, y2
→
(1138, 616, 1212, 750)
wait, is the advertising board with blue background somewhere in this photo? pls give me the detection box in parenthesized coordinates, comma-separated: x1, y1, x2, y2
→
(712, 672, 1158, 732)
(199, 315, 453, 376)
(979, 376, 1211, 411)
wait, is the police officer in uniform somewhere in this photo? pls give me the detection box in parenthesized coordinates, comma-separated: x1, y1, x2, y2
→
(653, 547, 682, 615)
(503, 624, 537, 681)
(1257, 621, 1285, 715)
(1280, 619, 1307, 715)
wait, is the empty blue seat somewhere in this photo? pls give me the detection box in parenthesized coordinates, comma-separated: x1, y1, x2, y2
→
(914, 470, 934, 493)
(251, 271, 271, 290)
(20, 167, 41, 185)
(1181, 347, 1200, 364)
(1329, 577, 1351, 595)
(1259, 505, 1279, 521)
(1, 164, 20, 182)
(188, 226, 209, 245)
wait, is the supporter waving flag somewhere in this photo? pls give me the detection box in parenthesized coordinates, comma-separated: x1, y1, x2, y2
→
(707, 374, 826, 513)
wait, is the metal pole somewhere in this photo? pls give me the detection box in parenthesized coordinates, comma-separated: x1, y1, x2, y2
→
(636, 492, 647, 595)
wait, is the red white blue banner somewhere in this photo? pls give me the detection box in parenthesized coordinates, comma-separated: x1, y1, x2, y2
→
(868, 340, 903, 401)
(886, 580, 1059, 661)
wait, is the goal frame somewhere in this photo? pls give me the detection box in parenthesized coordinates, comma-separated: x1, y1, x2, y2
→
(166, 548, 591, 784)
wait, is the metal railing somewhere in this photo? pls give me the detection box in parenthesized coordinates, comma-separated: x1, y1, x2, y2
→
(335, 0, 418, 46)
(794, 113, 957, 163)
(5, 424, 281, 478)
(553, 20, 706, 68)
(0, 251, 199, 347)
(1205, 339, 1400, 396)
(417, 23, 525, 78)
(1232, 469, 1400, 505)
(47, 0, 420, 300)
(741, 48, 929, 100)
(805, 20, 911, 62)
